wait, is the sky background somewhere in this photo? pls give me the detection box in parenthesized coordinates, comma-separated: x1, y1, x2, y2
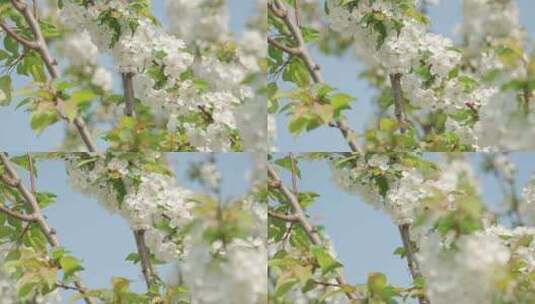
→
(0, 0, 258, 151)
(275, 0, 535, 151)
(273, 152, 535, 295)
(27, 152, 259, 302)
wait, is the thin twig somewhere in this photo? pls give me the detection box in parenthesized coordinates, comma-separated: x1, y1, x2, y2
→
(289, 153, 298, 194)
(267, 36, 300, 55)
(268, 210, 299, 222)
(0, 22, 38, 49)
(0, 204, 35, 221)
(28, 154, 36, 194)
(390, 73, 405, 132)
(268, 0, 360, 152)
(0, 153, 95, 304)
(121, 72, 135, 117)
(268, 164, 357, 300)
(398, 224, 430, 304)
(294, 0, 302, 27)
(133, 229, 158, 290)
(7, 0, 97, 152)
(118, 48, 158, 293)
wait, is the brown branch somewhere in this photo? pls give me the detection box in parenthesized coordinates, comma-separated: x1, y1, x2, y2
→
(56, 282, 81, 291)
(28, 154, 36, 194)
(121, 72, 135, 117)
(268, 210, 299, 222)
(0, 204, 35, 221)
(0, 174, 19, 187)
(390, 73, 405, 133)
(267, 36, 300, 55)
(8, 0, 97, 152)
(0, 22, 39, 49)
(118, 48, 158, 292)
(268, 164, 357, 300)
(269, 0, 360, 152)
(0, 153, 95, 304)
(294, 0, 302, 27)
(398, 224, 430, 304)
(289, 153, 298, 194)
(133, 229, 158, 290)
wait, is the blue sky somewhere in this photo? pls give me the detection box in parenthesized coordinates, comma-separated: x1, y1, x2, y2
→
(273, 152, 535, 291)
(0, 0, 257, 151)
(30, 152, 258, 302)
(275, 0, 535, 151)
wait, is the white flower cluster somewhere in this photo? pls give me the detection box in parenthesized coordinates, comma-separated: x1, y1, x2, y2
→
(65, 155, 195, 262)
(522, 175, 535, 205)
(198, 162, 222, 192)
(182, 199, 267, 304)
(60, 0, 265, 151)
(418, 225, 535, 304)
(331, 155, 478, 225)
(164, 0, 230, 44)
(165, 0, 268, 152)
(460, 0, 523, 55)
(60, 31, 114, 92)
(0, 272, 15, 304)
(327, 0, 499, 148)
(491, 153, 516, 182)
(183, 238, 267, 304)
(459, 0, 535, 150)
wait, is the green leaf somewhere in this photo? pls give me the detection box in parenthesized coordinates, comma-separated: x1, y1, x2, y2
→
(311, 245, 343, 275)
(330, 93, 353, 111)
(125, 253, 140, 264)
(283, 59, 310, 87)
(10, 155, 37, 176)
(301, 27, 320, 43)
(288, 116, 308, 135)
(0, 75, 12, 105)
(458, 75, 478, 92)
(275, 156, 301, 178)
(379, 117, 397, 132)
(36, 192, 56, 208)
(368, 272, 388, 295)
(4, 35, 19, 55)
(393, 246, 406, 257)
(60, 255, 84, 278)
(70, 90, 96, 104)
(275, 277, 299, 297)
(30, 110, 59, 136)
(50, 247, 66, 260)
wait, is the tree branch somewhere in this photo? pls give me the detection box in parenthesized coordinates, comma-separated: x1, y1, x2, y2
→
(268, 210, 299, 222)
(133, 229, 158, 290)
(121, 72, 135, 117)
(268, 163, 357, 300)
(0, 21, 39, 49)
(267, 36, 300, 55)
(8, 0, 97, 152)
(389, 73, 405, 132)
(116, 30, 157, 291)
(0, 153, 95, 304)
(398, 224, 430, 304)
(268, 0, 360, 152)
(0, 204, 35, 222)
